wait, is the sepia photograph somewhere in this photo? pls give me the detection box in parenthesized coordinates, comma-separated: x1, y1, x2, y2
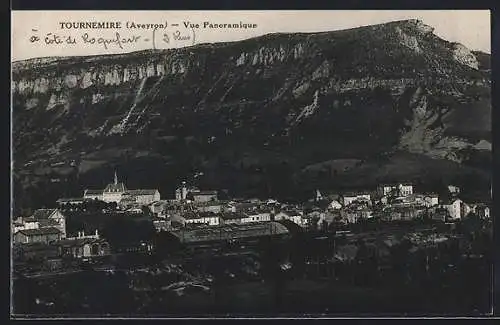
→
(10, 10, 493, 318)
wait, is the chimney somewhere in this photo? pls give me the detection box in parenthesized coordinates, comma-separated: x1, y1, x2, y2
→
(95, 229, 99, 237)
(82, 230, 85, 237)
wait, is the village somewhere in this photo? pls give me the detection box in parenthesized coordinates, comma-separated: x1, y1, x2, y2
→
(12, 170, 491, 269)
(11, 170, 493, 315)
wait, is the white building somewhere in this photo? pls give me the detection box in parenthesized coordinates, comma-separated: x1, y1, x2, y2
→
(194, 202, 223, 213)
(274, 211, 303, 226)
(423, 194, 440, 207)
(220, 210, 272, 225)
(441, 198, 469, 220)
(12, 217, 39, 233)
(242, 211, 271, 223)
(83, 190, 103, 201)
(84, 171, 160, 205)
(174, 181, 217, 203)
(182, 212, 220, 226)
(329, 200, 342, 210)
(175, 181, 190, 201)
(149, 201, 167, 215)
(448, 185, 461, 195)
(191, 190, 218, 203)
(341, 193, 371, 206)
(378, 183, 413, 197)
(13, 209, 67, 238)
(126, 189, 161, 205)
(468, 203, 490, 219)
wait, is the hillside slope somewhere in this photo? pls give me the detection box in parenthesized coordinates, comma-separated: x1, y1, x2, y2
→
(12, 19, 491, 213)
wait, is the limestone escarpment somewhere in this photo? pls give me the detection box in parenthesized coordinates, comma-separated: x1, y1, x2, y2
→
(12, 19, 491, 211)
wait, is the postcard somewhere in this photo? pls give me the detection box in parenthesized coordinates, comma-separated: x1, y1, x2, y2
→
(11, 10, 492, 318)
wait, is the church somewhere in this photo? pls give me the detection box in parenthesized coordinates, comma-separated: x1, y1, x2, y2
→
(83, 171, 161, 205)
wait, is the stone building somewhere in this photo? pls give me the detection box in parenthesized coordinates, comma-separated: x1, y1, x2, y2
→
(83, 170, 160, 205)
(14, 227, 62, 244)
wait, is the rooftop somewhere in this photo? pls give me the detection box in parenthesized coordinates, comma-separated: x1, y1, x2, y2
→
(245, 209, 272, 215)
(182, 211, 218, 220)
(58, 237, 106, 247)
(84, 189, 104, 195)
(342, 192, 372, 197)
(126, 189, 159, 196)
(38, 219, 60, 227)
(17, 227, 61, 236)
(104, 182, 127, 193)
(379, 183, 414, 187)
(32, 209, 56, 220)
(192, 190, 218, 196)
(171, 221, 289, 243)
(220, 212, 246, 220)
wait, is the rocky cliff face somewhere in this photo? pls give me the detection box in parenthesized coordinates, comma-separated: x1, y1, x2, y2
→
(12, 19, 491, 212)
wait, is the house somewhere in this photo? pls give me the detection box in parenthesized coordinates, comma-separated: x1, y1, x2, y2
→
(226, 201, 261, 213)
(329, 200, 342, 210)
(194, 202, 223, 213)
(341, 193, 371, 207)
(220, 209, 272, 225)
(84, 171, 160, 204)
(220, 212, 247, 225)
(126, 207, 144, 214)
(14, 227, 62, 244)
(29, 208, 67, 238)
(174, 181, 217, 203)
(476, 204, 490, 219)
(469, 203, 490, 219)
(448, 185, 461, 195)
(341, 206, 372, 223)
(83, 189, 104, 201)
(422, 194, 440, 207)
(119, 194, 138, 209)
(378, 184, 395, 197)
(125, 189, 161, 205)
(149, 201, 167, 215)
(12, 216, 39, 234)
(378, 196, 389, 205)
(58, 237, 111, 259)
(12, 219, 26, 234)
(391, 194, 425, 207)
(440, 198, 470, 220)
(190, 190, 218, 203)
(378, 183, 413, 197)
(243, 210, 272, 223)
(56, 198, 86, 207)
(175, 181, 191, 201)
(181, 211, 220, 226)
(383, 206, 423, 221)
(274, 210, 303, 226)
(153, 218, 171, 231)
(315, 189, 323, 201)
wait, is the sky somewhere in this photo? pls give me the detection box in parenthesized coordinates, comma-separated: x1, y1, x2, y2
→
(11, 10, 490, 62)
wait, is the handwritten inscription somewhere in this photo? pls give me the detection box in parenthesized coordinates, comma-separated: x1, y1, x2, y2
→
(28, 29, 196, 51)
(81, 33, 141, 50)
